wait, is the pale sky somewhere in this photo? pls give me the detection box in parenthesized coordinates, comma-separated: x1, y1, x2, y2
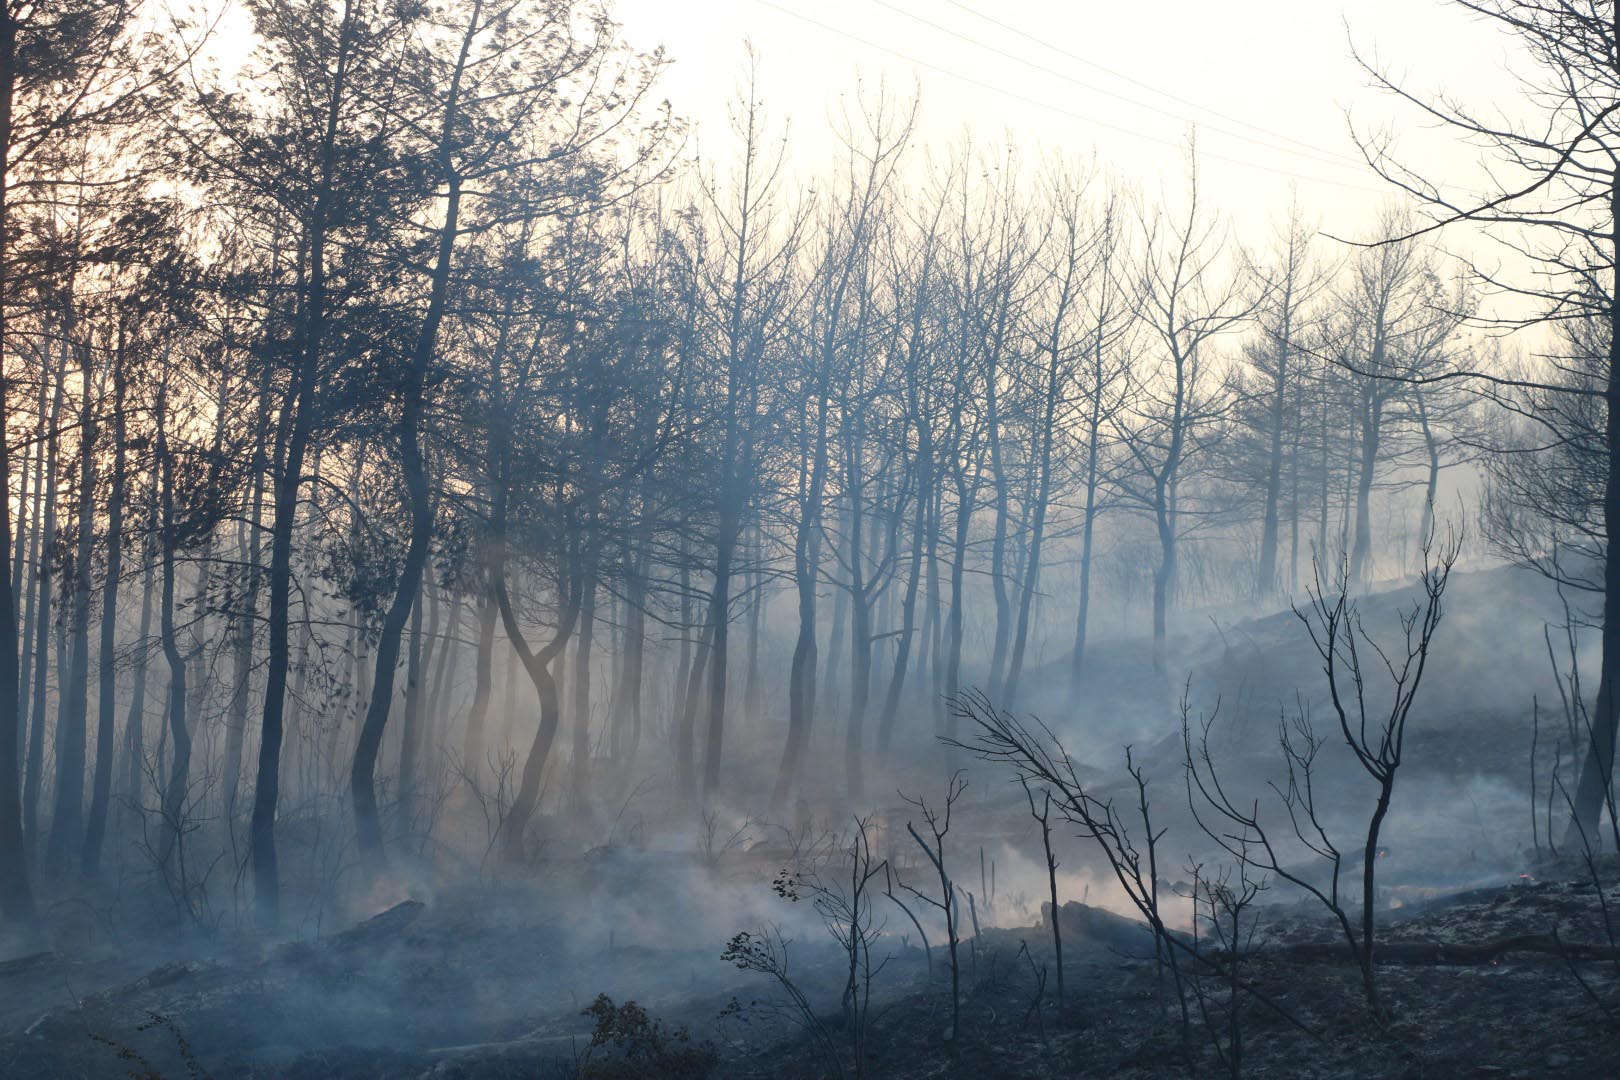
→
(613, 0, 1525, 253)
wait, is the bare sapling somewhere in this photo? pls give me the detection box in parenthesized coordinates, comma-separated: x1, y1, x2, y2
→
(1544, 595, 1620, 1028)
(1022, 777, 1065, 1007)
(1551, 769, 1620, 1029)
(951, 694, 1191, 1034)
(722, 923, 844, 1079)
(953, 691, 1321, 1047)
(898, 770, 968, 1042)
(1183, 531, 1457, 1017)
(1544, 573, 1620, 856)
(883, 861, 932, 975)
(1186, 859, 1266, 1080)
(731, 815, 892, 1078)
(1016, 938, 1048, 1044)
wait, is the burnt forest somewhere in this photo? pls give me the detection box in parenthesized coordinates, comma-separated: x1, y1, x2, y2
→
(1, 1, 1619, 1077)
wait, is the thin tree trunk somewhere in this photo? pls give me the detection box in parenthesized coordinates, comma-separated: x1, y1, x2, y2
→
(463, 585, 497, 773)
(22, 366, 63, 860)
(350, 172, 461, 864)
(701, 520, 737, 798)
(674, 619, 710, 782)
(822, 496, 849, 711)
(570, 549, 597, 812)
(1006, 314, 1066, 707)
(771, 414, 825, 812)
(0, 5, 39, 922)
(923, 481, 944, 698)
(1416, 391, 1441, 549)
(610, 483, 653, 779)
(156, 395, 191, 876)
(985, 346, 1013, 700)
(943, 458, 979, 743)
(82, 330, 128, 876)
(120, 539, 155, 838)
(878, 431, 928, 756)
(1565, 180, 1620, 843)
(742, 533, 763, 723)
(251, 0, 367, 929)
(15, 389, 44, 754)
(1257, 286, 1294, 600)
(425, 585, 460, 750)
(397, 574, 427, 817)
(1071, 402, 1102, 680)
(491, 555, 579, 861)
(1349, 392, 1383, 590)
(46, 336, 97, 874)
(221, 382, 269, 824)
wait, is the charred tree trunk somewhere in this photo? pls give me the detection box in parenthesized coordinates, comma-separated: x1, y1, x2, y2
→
(351, 108, 466, 860)
(22, 366, 63, 860)
(463, 584, 497, 773)
(1071, 397, 1103, 681)
(842, 401, 877, 801)
(984, 334, 1013, 700)
(821, 501, 849, 712)
(570, 548, 597, 813)
(396, 575, 427, 817)
(221, 379, 269, 825)
(771, 388, 828, 812)
(1416, 390, 1441, 550)
(609, 482, 653, 778)
(701, 513, 738, 798)
(0, 3, 38, 921)
(492, 554, 579, 862)
(82, 330, 128, 876)
(1566, 183, 1620, 844)
(120, 534, 155, 839)
(250, 0, 371, 928)
(1349, 390, 1383, 591)
(878, 427, 928, 757)
(1152, 485, 1178, 674)
(45, 338, 97, 875)
(1256, 287, 1294, 601)
(15, 390, 44, 755)
(673, 550, 710, 800)
(1006, 298, 1068, 707)
(943, 458, 978, 744)
(155, 394, 191, 876)
(425, 585, 460, 750)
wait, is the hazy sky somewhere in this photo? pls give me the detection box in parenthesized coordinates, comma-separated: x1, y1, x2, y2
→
(612, 0, 1524, 251)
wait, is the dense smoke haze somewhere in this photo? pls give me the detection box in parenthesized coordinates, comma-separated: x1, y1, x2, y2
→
(2, 1, 1620, 1077)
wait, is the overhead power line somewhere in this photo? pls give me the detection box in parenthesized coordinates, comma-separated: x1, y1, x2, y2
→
(748, 0, 1388, 196)
(878, 0, 1369, 175)
(943, 0, 1369, 170)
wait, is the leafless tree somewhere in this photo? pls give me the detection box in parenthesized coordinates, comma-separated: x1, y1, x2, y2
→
(1183, 532, 1458, 1015)
(898, 769, 968, 1043)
